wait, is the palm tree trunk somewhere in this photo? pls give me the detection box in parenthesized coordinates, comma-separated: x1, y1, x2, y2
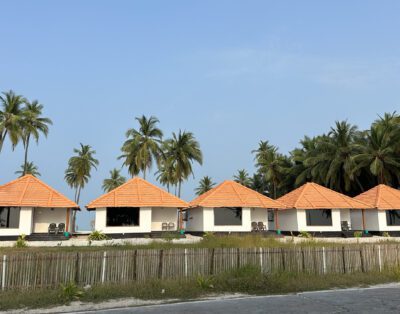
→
(23, 135, 30, 175)
(0, 130, 7, 153)
(178, 180, 182, 198)
(143, 169, 146, 180)
(71, 186, 82, 233)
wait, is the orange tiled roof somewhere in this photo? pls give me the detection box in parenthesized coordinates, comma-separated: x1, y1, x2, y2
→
(0, 175, 79, 208)
(86, 177, 188, 209)
(354, 184, 400, 210)
(277, 182, 368, 209)
(189, 180, 286, 208)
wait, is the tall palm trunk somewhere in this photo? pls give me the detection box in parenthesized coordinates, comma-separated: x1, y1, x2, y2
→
(143, 169, 146, 180)
(0, 130, 7, 152)
(71, 185, 82, 233)
(178, 180, 182, 198)
(23, 134, 31, 175)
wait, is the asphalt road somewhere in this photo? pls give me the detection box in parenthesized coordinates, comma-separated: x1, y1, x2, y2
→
(73, 285, 400, 314)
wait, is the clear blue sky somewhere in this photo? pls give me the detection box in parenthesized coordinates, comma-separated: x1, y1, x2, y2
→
(1, 1, 399, 230)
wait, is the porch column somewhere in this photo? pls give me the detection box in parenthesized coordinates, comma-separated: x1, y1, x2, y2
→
(361, 208, 366, 233)
(275, 209, 280, 233)
(66, 208, 70, 232)
(179, 208, 183, 231)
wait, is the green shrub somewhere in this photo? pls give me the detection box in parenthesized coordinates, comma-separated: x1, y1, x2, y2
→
(299, 231, 312, 238)
(196, 275, 214, 289)
(203, 232, 216, 240)
(383, 232, 391, 238)
(354, 231, 363, 238)
(163, 232, 180, 242)
(59, 282, 84, 303)
(88, 230, 109, 241)
(14, 234, 27, 248)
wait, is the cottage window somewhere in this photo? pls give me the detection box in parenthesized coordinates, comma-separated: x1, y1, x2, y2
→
(306, 209, 332, 226)
(214, 207, 242, 226)
(0, 207, 20, 228)
(106, 207, 140, 226)
(386, 210, 400, 226)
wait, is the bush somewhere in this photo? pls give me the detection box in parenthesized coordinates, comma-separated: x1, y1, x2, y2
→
(354, 231, 363, 238)
(163, 232, 180, 242)
(59, 282, 84, 303)
(383, 232, 391, 238)
(299, 231, 312, 238)
(88, 230, 109, 241)
(14, 234, 27, 248)
(196, 275, 214, 289)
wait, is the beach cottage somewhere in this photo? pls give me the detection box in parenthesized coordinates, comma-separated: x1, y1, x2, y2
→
(276, 182, 367, 235)
(353, 184, 400, 235)
(86, 177, 188, 236)
(185, 180, 286, 234)
(0, 175, 79, 240)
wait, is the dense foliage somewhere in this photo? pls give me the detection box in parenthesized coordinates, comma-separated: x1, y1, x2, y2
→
(242, 113, 400, 198)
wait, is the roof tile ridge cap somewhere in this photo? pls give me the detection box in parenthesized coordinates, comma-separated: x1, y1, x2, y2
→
(31, 176, 78, 207)
(194, 181, 228, 207)
(86, 178, 132, 207)
(18, 176, 31, 205)
(375, 184, 383, 209)
(382, 184, 400, 209)
(0, 175, 26, 190)
(140, 177, 187, 205)
(239, 182, 279, 208)
(293, 183, 308, 209)
(230, 182, 246, 204)
(318, 183, 361, 209)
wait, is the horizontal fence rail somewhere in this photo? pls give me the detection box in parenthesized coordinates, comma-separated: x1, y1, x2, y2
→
(1, 244, 400, 290)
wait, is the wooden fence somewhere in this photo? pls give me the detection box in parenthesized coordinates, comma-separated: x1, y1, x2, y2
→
(1, 244, 400, 290)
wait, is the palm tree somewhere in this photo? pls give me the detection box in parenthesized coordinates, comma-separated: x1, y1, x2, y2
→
(195, 176, 216, 195)
(163, 130, 203, 197)
(233, 169, 252, 187)
(0, 90, 26, 152)
(15, 161, 41, 177)
(119, 115, 163, 179)
(102, 168, 126, 192)
(302, 121, 363, 194)
(253, 141, 286, 198)
(65, 143, 99, 232)
(354, 125, 400, 185)
(21, 100, 52, 175)
(155, 156, 177, 193)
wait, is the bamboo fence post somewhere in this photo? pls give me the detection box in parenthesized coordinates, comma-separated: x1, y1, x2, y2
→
(210, 249, 215, 275)
(378, 245, 382, 272)
(184, 249, 188, 277)
(158, 250, 164, 279)
(322, 247, 327, 274)
(259, 247, 263, 272)
(1, 255, 6, 291)
(101, 252, 107, 283)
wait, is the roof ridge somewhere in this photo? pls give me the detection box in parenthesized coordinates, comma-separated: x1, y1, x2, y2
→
(236, 180, 284, 208)
(192, 181, 229, 207)
(18, 176, 31, 204)
(376, 184, 383, 208)
(380, 185, 400, 209)
(230, 182, 246, 204)
(29, 175, 78, 207)
(293, 184, 308, 208)
(86, 176, 188, 208)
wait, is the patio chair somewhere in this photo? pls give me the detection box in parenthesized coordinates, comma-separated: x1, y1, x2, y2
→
(58, 223, 66, 234)
(257, 221, 266, 231)
(162, 222, 168, 231)
(251, 221, 258, 232)
(168, 222, 175, 231)
(48, 223, 58, 235)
